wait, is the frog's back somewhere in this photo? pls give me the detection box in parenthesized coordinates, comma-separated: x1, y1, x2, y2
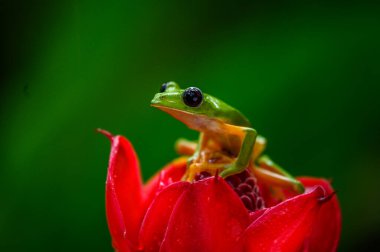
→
(205, 95, 251, 127)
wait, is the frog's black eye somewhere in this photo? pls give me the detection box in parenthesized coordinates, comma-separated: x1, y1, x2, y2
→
(160, 82, 169, 92)
(182, 87, 203, 107)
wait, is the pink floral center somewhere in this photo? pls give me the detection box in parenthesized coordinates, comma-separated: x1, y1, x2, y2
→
(194, 169, 265, 212)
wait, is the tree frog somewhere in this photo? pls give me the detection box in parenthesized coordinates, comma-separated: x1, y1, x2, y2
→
(151, 81, 303, 193)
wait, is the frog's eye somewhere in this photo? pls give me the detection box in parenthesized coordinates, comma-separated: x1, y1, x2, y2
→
(183, 87, 203, 107)
(160, 82, 169, 92)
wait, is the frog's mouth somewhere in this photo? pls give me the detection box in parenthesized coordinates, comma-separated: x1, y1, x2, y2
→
(151, 104, 223, 132)
(151, 104, 197, 124)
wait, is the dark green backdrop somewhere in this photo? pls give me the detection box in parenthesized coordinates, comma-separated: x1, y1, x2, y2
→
(1, 1, 379, 251)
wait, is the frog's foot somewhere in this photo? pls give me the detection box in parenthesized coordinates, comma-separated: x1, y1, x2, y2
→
(219, 163, 246, 178)
(175, 138, 197, 156)
(254, 155, 304, 193)
(186, 162, 226, 182)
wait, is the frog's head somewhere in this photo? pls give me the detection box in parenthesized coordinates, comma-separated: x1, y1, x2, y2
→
(151, 81, 224, 129)
(151, 81, 210, 115)
(151, 81, 251, 129)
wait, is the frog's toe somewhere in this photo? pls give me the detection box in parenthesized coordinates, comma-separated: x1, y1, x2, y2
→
(220, 164, 240, 178)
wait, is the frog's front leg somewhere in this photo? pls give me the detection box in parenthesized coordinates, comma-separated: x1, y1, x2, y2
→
(220, 125, 257, 178)
(181, 133, 208, 181)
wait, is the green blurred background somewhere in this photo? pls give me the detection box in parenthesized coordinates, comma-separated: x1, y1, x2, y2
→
(1, 0, 379, 251)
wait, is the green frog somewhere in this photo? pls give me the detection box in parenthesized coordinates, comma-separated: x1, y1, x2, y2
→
(151, 81, 303, 193)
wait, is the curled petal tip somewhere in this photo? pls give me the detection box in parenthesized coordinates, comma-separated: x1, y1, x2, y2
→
(97, 128, 114, 141)
(319, 190, 338, 204)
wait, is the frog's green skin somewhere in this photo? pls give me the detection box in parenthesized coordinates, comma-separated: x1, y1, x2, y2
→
(151, 81, 303, 192)
(151, 81, 257, 179)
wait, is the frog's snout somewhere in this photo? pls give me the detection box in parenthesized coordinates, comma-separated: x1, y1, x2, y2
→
(151, 93, 163, 106)
(151, 91, 181, 108)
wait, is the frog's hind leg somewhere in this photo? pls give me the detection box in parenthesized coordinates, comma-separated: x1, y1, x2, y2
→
(252, 135, 267, 161)
(254, 155, 304, 193)
(219, 125, 257, 178)
(175, 138, 197, 156)
(186, 162, 226, 181)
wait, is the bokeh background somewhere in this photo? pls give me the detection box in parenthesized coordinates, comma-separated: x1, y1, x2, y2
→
(1, 0, 379, 251)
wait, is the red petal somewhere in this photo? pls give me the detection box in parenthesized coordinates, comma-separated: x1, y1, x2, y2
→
(143, 157, 187, 208)
(102, 131, 144, 251)
(242, 186, 326, 251)
(298, 177, 341, 252)
(249, 208, 267, 223)
(160, 176, 250, 252)
(139, 181, 190, 252)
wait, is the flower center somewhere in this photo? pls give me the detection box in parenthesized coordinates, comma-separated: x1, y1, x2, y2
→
(194, 169, 265, 212)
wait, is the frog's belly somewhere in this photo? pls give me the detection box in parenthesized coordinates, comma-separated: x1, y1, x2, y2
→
(157, 106, 226, 133)
(184, 115, 242, 155)
(197, 148, 236, 164)
(157, 106, 243, 155)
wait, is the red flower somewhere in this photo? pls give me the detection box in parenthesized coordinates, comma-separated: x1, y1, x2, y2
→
(100, 130, 341, 252)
